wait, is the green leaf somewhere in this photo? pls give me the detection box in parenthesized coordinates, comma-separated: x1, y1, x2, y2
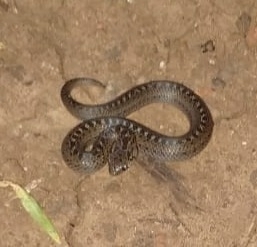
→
(0, 180, 61, 244)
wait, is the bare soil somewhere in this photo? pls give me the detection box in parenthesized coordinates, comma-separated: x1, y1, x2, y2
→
(0, 1, 257, 246)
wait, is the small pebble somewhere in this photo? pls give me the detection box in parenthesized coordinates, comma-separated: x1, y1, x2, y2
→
(212, 77, 226, 88)
(159, 61, 166, 69)
(208, 59, 216, 65)
(25, 179, 42, 193)
(0, 42, 6, 50)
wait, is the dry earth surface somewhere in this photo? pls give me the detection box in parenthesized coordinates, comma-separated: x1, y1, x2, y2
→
(0, 0, 257, 246)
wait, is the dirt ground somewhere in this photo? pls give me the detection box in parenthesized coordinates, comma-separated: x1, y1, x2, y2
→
(0, 0, 257, 246)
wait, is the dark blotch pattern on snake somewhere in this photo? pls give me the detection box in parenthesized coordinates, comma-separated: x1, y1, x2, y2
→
(61, 78, 214, 175)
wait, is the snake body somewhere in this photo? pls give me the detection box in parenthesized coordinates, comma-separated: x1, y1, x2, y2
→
(61, 78, 213, 175)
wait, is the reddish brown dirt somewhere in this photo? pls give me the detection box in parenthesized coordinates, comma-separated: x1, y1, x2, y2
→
(0, 1, 257, 246)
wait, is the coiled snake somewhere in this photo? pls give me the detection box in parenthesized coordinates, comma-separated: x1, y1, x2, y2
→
(61, 78, 213, 176)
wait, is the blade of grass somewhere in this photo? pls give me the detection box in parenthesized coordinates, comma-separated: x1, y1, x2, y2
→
(0, 180, 61, 244)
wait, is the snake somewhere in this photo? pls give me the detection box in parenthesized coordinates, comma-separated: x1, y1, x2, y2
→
(61, 78, 214, 176)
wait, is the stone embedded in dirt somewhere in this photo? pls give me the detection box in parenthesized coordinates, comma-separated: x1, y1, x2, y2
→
(201, 40, 215, 53)
(236, 12, 257, 48)
(236, 12, 252, 37)
(211, 77, 226, 89)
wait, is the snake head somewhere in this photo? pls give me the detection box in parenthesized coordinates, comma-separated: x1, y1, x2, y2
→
(108, 153, 131, 175)
(108, 134, 138, 176)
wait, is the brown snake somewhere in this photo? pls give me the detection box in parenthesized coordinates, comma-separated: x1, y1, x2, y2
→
(61, 78, 214, 176)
